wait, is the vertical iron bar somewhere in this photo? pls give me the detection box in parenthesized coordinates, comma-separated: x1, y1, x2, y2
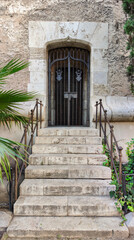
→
(15, 160, 18, 201)
(122, 174, 127, 214)
(60, 50, 62, 125)
(24, 125, 27, 167)
(119, 146, 123, 186)
(87, 52, 90, 126)
(64, 49, 66, 125)
(79, 50, 82, 125)
(9, 168, 12, 211)
(40, 101, 42, 129)
(72, 49, 75, 125)
(83, 50, 85, 126)
(95, 101, 98, 129)
(122, 174, 126, 195)
(68, 49, 71, 126)
(104, 110, 107, 144)
(99, 99, 102, 137)
(36, 99, 38, 136)
(48, 53, 51, 126)
(57, 51, 58, 125)
(31, 109, 34, 147)
(76, 48, 78, 125)
(110, 125, 114, 170)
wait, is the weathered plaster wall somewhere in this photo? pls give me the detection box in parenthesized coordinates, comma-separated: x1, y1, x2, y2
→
(0, 0, 131, 96)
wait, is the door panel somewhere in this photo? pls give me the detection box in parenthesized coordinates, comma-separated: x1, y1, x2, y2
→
(48, 47, 90, 126)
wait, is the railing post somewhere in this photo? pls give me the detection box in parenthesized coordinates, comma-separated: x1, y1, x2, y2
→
(15, 160, 18, 201)
(122, 174, 127, 213)
(36, 99, 39, 136)
(40, 100, 42, 129)
(104, 110, 107, 144)
(99, 99, 102, 137)
(24, 125, 27, 167)
(9, 168, 12, 211)
(110, 125, 114, 170)
(95, 101, 98, 129)
(31, 109, 34, 147)
(119, 146, 123, 186)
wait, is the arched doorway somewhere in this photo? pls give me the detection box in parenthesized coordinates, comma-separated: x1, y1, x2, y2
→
(48, 47, 90, 126)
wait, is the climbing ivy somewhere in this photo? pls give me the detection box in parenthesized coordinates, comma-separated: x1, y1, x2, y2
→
(122, 0, 134, 93)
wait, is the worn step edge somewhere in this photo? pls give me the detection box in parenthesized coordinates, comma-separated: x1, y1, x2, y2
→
(7, 216, 129, 239)
(25, 165, 111, 179)
(20, 179, 116, 196)
(35, 136, 102, 145)
(14, 196, 119, 217)
(29, 153, 106, 165)
(32, 144, 103, 154)
(38, 128, 99, 136)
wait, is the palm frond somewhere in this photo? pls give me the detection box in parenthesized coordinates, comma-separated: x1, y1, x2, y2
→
(0, 137, 26, 182)
(0, 90, 35, 111)
(0, 112, 29, 129)
(0, 58, 29, 84)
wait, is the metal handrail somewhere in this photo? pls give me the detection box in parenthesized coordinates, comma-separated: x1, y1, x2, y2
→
(9, 99, 43, 209)
(95, 99, 123, 186)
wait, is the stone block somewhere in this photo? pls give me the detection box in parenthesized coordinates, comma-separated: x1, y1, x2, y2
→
(38, 127, 99, 136)
(29, 153, 106, 165)
(29, 60, 46, 72)
(93, 71, 108, 85)
(125, 212, 134, 235)
(20, 179, 115, 196)
(32, 144, 103, 154)
(0, 211, 12, 239)
(35, 136, 102, 145)
(14, 196, 119, 217)
(7, 216, 129, 239)
(25, 165, 111, 179)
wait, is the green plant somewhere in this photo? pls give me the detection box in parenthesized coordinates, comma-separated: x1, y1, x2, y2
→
(122, 0, 134, 93)
(0, 58, 35, 182)
(103, 139, 134, 221)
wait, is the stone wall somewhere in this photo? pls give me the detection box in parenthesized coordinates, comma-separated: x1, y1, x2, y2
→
(0, 0, 131, 96)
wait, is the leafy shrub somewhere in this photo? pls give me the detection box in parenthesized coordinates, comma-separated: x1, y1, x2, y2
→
(103, 139, 134, 221)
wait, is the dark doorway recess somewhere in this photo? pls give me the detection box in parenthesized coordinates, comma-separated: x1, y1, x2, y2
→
(48, 47, 90, 126)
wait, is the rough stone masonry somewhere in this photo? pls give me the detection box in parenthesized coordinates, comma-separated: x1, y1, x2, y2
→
(0, 0, 131, 96)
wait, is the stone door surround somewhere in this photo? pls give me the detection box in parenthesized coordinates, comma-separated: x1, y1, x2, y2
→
(28, 21, 108, 126)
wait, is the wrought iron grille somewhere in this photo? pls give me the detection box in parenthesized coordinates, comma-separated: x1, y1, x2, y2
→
(48, 47, 90, 126)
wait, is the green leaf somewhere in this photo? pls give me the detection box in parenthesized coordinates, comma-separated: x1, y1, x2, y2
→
(110, 191, 115, 198)
(0, 58, 29, 84)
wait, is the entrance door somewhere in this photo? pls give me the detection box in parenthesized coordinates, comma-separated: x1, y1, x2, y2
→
(48, 47, 90, 126)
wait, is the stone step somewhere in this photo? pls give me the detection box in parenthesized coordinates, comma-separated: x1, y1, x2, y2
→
(14, 196, 119, 217)
(25, 165, 111, 179)
(38, 127, 99, 136)
(7, 237, 132, 240)
(20, 179, 115, 196)
(32, 144, 103, 154)
(7, 216, 129, 239)
(35, 136, 102, 145)
(29, 153, 106, 165)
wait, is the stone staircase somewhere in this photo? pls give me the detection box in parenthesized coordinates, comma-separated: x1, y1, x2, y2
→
(7, 127, 129, 240)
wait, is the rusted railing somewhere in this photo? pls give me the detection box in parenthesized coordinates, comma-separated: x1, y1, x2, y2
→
(95, 99, 123, 186)
(9, 99, 43, 210)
